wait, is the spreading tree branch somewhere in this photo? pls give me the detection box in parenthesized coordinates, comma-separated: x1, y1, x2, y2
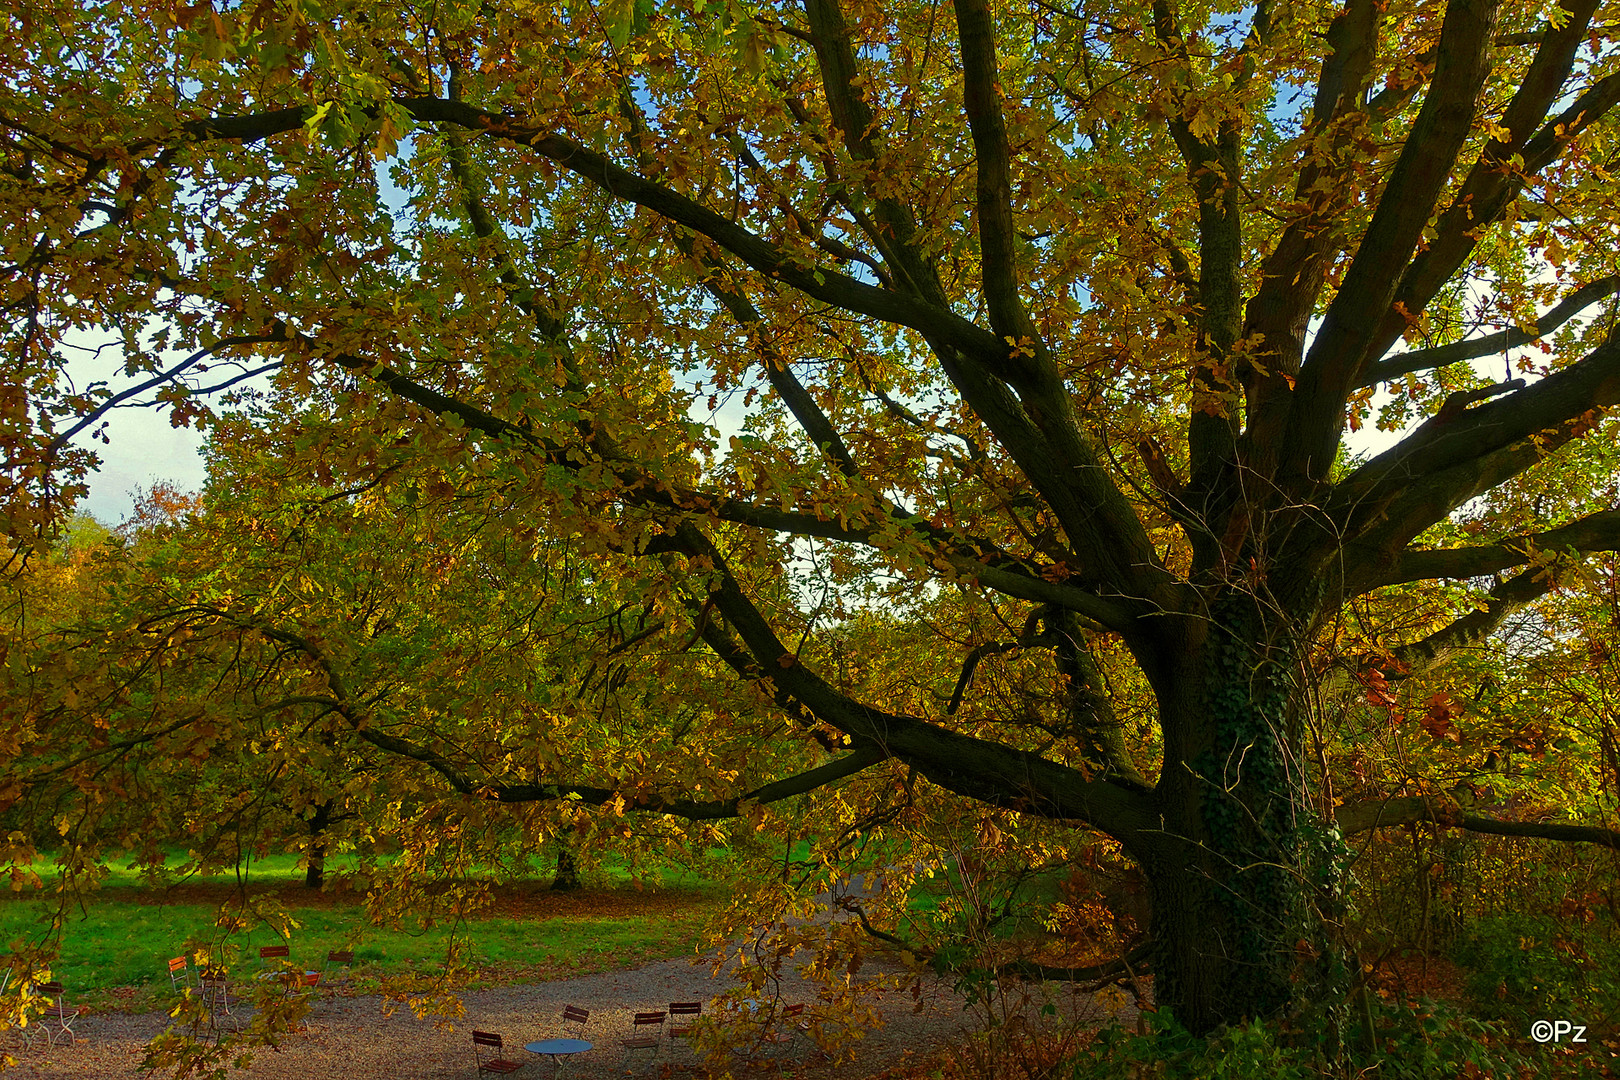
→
(420, 97, 1010, 368)
(1238, 0, 1379, 470)
(1328, 335, 1620, 545)
(159, 604, 896, 819)
(1370, 509, 1620, 588)
(803, 0, 946, 306)
(150, 95, 1170, 608)
(1288, 0, 1502, 484)
(1390, 563, 1569, 674)
(1152, 0, 1246, 493)
(1360, 274, 1620, 385)
(176, 95, 1004, 365)
(354, 721, 892, 819)
(668, 521, 1160, 842)
(953, 0, 1048, 371)
(107, 276, 1136, 630)
(1366, 47, 1620, 367)
(1337, 796, 1620, 849)
(45, 336, 283, 452)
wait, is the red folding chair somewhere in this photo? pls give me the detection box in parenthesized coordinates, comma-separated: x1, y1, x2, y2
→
(561, 1003, 589, 1036)
(472, 1030, 525, 1074)
(282, 970, 320, 1032)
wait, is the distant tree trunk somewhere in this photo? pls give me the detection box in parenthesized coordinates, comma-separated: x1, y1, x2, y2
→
(551, 843, 581, 891)
(305, 798, 334, 889)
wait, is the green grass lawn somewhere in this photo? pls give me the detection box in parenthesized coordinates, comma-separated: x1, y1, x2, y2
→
(1, 851, 718, 1013)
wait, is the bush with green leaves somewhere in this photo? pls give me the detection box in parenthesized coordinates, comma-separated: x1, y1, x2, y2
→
(1454, 913, 1620, 1035)
(1065, 998, 1549, 1080)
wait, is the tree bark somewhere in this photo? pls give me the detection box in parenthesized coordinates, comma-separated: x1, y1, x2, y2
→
(304, 798, 333, 890)
(1139, 594, 1344, 1032)
(551, 843, 582, 891)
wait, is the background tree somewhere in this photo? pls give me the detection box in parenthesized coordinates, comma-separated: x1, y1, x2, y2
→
(4, 0, 1620, 1035)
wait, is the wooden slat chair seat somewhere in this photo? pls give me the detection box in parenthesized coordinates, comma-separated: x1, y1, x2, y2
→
(472, 1030, 525, 1075)
(619, 1010, 666, 1072)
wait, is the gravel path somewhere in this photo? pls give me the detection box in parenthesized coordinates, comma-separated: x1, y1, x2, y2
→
(3, 949, 1134, 1079)
(4, 876, 1140, 1078)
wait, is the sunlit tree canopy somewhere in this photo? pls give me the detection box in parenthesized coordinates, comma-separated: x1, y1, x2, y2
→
(3, 0, 1619, 1040)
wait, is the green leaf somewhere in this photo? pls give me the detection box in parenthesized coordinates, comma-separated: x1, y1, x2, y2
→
(302, 100, 335, 142)
(600, 0, 634, 49)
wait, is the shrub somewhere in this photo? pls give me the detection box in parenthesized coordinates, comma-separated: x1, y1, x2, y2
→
(1453, 912, 1620, 1034)
(1063, 998, 1556, 1080)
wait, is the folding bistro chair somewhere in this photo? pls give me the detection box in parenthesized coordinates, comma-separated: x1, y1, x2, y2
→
(472, 1030, 525, 1074)
(761, 1002, 809, 1061)
(619, 1010, 666, 1073)
(167, 956, 194, 993)
(254, 943, 299, 1014)
(199, 963, 232, 1017)
(284, 970, 321, 997)
(667, 1001, 701, 1050)
(281, 970, 321, 1033)
(319, 950, 353, 991)
(255, 944, 292, 980)
(22, 982, 83, 1049)
(531, 1007, 593, 1075)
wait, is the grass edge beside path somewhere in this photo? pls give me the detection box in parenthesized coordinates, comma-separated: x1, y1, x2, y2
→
(2, 876, 719, 1016)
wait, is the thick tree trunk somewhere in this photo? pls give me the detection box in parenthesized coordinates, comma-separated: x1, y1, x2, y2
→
(1143, 830, 1307, 1032)
(551, 844, 582, 891)
(1140, 595, 1346, 1034)
(305, 843, 326, 890)
(304, 799, 333, 890)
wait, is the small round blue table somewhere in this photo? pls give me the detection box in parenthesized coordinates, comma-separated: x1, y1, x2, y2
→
(526, 1038, 592, 1067)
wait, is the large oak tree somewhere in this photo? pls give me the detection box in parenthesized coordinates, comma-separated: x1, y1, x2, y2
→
(5, 0, 1620, 1034)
